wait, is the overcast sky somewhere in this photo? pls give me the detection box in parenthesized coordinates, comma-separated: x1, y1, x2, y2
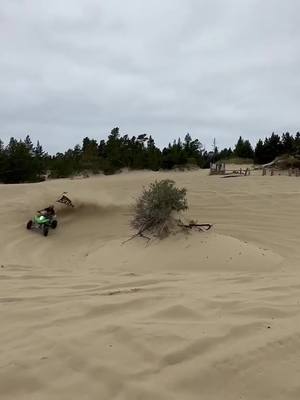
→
(1, 0, 300, 153)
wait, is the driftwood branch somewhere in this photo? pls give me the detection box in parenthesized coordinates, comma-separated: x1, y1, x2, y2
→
(122, 230, 151, 244)
(221, 175, 243, 179)
(122, 222, 152, 244)
(123, 221, 213, 244)
(177, 222, 213, 231)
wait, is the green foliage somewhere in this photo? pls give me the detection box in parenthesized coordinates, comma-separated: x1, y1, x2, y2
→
(160, 135, 204, 169)
(219, 157, 253, 165)
(0, 137, 46, 183)
(234, 136, 254, 159)
(131, 180, 188, 238)
(217, 147, 233, 161)
(254, 139, 264, 164)
(253, 132, 300, 164)
(1, 130, 300, 183)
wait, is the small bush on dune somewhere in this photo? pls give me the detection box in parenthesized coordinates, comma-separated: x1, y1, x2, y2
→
(126, 179, 213, 243)
(131, 179, 188, 238)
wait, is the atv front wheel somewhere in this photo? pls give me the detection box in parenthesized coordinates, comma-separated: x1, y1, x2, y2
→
(43, 226, 49, 237)
(26, 220, 33, 230)
(51, 220, 57, 229)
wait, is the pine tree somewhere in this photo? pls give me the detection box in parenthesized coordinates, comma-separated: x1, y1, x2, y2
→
(4, 137, 36, 183)
(281, 132, 294, 154)
(106, 127, 123, 171)
(82, 138, 98, 169)
(33, 140, 46, 178)
(24, 135, 34, 155)
(146, 136, 161, 171)
(295, 132, 300, 153)
(234, 136, 254, 159)
(0, 139, 5, 181)
(254, 139, 265, 164)
(263, 133, 282, 162)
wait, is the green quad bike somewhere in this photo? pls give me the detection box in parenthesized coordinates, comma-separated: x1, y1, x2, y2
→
(26, 214, 58, 237)
(26, 193, 74, 237)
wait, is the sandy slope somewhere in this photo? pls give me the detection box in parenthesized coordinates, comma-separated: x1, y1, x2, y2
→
(1, 170, 300, 399)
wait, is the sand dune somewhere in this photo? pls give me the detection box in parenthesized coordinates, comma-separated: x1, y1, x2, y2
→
(1, 170, 300, 399)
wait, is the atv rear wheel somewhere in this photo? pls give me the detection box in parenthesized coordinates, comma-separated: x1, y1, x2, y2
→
(43, 226, 49, 237)
(26, 220, 33, 230)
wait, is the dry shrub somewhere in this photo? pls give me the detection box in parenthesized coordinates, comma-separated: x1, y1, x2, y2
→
(131, 179, 188, 238)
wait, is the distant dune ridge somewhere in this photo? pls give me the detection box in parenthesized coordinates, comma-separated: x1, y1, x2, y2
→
(1, 169, 300, 399)
(263, 154, 300, 169)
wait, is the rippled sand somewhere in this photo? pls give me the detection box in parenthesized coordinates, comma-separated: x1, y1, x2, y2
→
(1, 170, 300, 399)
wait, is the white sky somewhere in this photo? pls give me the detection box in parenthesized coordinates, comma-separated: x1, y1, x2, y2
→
(1, 0, 300, 153)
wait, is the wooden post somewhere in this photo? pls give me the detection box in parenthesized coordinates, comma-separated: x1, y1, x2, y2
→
(262, 168, 266, 176)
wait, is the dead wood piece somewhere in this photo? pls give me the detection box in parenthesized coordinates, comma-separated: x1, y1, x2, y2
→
(122, 226, 151, 244)
(123, 221, 213, 244)
(221, 175, 243, 178)
(177, 222, 213, 231)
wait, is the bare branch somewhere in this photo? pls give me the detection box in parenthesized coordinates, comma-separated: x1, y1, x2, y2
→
(177, 222, 213, 231)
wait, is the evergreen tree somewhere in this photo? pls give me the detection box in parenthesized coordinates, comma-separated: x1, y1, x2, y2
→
(281, 132, 294, 154)
(3, 137, 38, 183)
(24, 135, 34, 154)
(33, 140, 47, 178)
(146, 136, 161, 171)
(234, 136, 254, 159)
(263, 133, 282, 163)
(294, 132, 300, 153)
(81, 138, 99, 171)
(2, 128, 300, 183)
(254, 139, 265, 164)
(105, 127, 123, 171)
(218, 147, 233, 161)
(0, 139, 5, 181)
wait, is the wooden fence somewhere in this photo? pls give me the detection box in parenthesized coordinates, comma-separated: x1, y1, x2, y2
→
(210, 163, 250, 176)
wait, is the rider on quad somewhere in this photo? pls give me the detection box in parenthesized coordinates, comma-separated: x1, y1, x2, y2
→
(27, 193, 74, 237)
(26, 205, 57, 236)
(37, 205, 56, 218)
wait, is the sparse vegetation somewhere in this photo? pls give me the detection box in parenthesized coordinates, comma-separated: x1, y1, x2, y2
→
(1, 129, 300, 183)
(131, 180, 188, 238)
(218, 157, 254, 165)
(127, 179, 212, 241)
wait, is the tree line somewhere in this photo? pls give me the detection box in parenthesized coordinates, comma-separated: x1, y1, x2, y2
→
(0, 128, 300, 183)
